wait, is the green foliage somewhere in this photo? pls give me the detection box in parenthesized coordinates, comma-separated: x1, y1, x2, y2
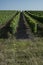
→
(0, 11, 17, 25)
(27, 11, 43, 24)
(10, 13, 20, 34)
(24, 12, 38, 33)
(28, 11, 43, 17)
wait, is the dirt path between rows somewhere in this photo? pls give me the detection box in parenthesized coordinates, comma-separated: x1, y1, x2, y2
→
(15, 12, 34, 40)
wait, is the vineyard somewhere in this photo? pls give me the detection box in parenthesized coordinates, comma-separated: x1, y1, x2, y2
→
(0, 10, 43, 65)
(0, 10, 43, 39)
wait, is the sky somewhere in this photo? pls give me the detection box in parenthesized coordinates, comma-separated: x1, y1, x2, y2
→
(0, 0, 43, 10)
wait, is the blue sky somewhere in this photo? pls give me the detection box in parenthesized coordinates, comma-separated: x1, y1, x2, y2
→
(0, 0, 43, 10)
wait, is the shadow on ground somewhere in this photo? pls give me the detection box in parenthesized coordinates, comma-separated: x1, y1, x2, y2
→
(0, 22, 12, 39)
(37, 26, 43, 37)
(15, 12, 29, 39)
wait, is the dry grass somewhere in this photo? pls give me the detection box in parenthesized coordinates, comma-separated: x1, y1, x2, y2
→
(0, 37, 43, 65)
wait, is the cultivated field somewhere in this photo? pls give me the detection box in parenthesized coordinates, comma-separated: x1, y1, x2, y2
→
(0, 10, 43, 65)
